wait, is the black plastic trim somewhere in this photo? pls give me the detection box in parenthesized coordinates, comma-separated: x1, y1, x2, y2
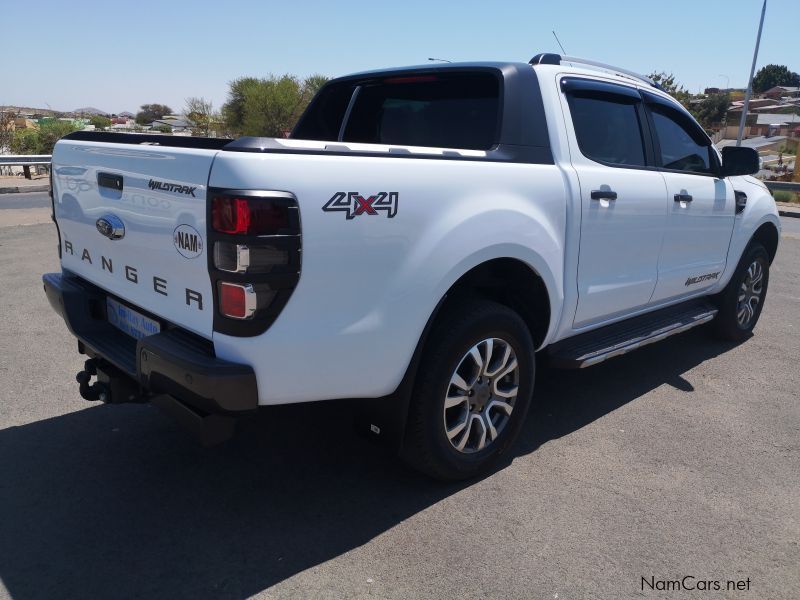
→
(561, 76, 641, 100)
(62, 130, 232, 149)
(529, 53, 561, 65)
(42, 272, 257, 413)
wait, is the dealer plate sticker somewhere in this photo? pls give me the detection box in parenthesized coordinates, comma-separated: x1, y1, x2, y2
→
(106, 297, 161, 340)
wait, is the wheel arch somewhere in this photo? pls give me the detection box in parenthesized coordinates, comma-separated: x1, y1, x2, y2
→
(751, 220, 779, 264)
(434, 257, 552, 350)
(354, 256, 555, 452)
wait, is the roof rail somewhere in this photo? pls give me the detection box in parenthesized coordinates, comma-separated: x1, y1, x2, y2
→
(529, 53, 664, 91)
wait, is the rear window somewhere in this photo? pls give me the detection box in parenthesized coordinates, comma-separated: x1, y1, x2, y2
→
(293, 72, 500, 150)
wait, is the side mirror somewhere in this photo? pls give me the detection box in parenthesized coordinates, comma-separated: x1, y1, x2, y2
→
(720, 146, 760, 177)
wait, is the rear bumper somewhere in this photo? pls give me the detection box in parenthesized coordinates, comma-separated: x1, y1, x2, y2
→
(43, 272, 258, 414)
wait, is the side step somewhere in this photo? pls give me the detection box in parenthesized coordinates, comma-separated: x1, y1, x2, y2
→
(548, 300, 718, 369)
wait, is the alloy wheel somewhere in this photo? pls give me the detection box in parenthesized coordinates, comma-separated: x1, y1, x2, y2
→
(737, 259, 764, 328)
(443, 337, 519, 454)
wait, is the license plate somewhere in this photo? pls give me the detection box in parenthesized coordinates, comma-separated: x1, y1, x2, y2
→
(106, 297, 161, 340)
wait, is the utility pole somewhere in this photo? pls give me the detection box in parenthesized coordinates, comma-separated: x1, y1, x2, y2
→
(737, 0, 767, 146)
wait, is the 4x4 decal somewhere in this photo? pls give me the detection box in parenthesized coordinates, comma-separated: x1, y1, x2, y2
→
(322, 192, 398, 220)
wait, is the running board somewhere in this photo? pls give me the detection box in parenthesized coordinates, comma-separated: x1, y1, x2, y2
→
(548, 300, 718, 369)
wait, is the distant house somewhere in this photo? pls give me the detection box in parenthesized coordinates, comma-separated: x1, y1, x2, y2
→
(763, 86, 800, 99)
(716, 136, 786, 153)
(149, 117, 192, 133)
(753, 113, 800, 137)
(723, 112, 799, 139)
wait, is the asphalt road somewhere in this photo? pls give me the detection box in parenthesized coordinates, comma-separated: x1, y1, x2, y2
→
(0, 215, 798, 599)
(0, 191, 51, 210)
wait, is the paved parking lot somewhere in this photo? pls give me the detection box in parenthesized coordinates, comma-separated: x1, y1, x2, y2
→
(0, 203, 798, 599)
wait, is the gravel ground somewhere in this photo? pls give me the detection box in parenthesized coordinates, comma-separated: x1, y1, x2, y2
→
(0, 218, 797, 600)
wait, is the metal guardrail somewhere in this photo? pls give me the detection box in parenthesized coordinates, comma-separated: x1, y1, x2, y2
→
(0, 155, 52, 166)
(0, 155, 52, 179)
(764, 181, 800, 192)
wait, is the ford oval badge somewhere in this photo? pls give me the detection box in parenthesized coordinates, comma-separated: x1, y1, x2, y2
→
(96, 214, 125, 240)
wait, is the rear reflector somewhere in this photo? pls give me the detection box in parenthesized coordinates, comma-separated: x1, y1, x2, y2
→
(219, 282, 257, 320)
(212, 196, 289, 235)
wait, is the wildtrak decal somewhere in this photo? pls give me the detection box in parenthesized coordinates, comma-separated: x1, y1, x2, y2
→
(148, 178, 197, 197)
(685, 272, 720, 286)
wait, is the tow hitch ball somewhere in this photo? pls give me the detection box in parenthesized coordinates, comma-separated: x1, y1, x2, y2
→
(76, 359, 109, 402)
(76, 358, 142, 404)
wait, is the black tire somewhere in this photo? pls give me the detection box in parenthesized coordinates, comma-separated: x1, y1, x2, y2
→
(401, 299, 535, 481)
(711, 242, 770, 341)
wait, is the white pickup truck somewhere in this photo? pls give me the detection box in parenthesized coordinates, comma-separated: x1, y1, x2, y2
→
(44, 54, 780, 480)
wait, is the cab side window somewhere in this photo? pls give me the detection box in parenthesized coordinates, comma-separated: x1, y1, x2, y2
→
(567, 93, 647, 168)
(649, 106, 714, 174)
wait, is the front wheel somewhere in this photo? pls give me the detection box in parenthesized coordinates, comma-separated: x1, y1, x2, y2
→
(712, 242, 770, 341)
(402, 300, 535, 481)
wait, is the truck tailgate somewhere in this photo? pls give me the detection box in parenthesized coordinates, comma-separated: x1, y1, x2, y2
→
(52, 140, 217, 338)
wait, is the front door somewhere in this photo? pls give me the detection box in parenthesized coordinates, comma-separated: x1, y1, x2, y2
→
(561, 77, 669, 327)
(644, 98, 736, 303)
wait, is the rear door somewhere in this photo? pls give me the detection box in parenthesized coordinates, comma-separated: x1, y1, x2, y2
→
(53, 141, 217, 338)
(643, 95, 736, 302)
(560, 77, 668, 327)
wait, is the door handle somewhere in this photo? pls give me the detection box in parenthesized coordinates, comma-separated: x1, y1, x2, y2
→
(590, 190, 617, 201)
(674, 193, 693, 202)
(98, 172, 123, 191)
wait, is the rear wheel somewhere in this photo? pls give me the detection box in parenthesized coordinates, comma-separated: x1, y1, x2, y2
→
(712, 243, 770, 341)
(402, 299, 535, 481)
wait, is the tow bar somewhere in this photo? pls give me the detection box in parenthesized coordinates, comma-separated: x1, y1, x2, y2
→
(75, 357, 237, 446)
(75, 358, 142, 404)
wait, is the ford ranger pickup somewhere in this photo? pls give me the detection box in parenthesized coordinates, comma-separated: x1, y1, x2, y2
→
(43, 54, 780, 480)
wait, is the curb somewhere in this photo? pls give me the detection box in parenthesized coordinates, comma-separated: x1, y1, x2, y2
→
(776, 202, 800, 219)
(0, 185, 50, 194)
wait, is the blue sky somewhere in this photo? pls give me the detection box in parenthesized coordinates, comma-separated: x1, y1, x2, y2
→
(1, 0, 795, 114)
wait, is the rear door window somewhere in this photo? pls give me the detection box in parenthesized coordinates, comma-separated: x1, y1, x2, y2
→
(566, 92, 647, 167)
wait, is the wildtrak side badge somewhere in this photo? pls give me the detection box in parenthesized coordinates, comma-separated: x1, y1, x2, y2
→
(322, 192, 398, 220)
(148, 178, 197, 197)
(685, 272, 720, 286)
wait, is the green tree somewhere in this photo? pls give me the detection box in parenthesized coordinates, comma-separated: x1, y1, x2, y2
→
(648, 72, 690, 107)
(752, 64, 800, 93)
(89, 115, 112, 130)
(222, 74, 329, 137)
(184, 96, 217, 136)
(302, 74, 329, 101)
(10, 120, 82, 154)
(135, 103, 173, 125)
(693, 93, 730, 128)
(0, 110, 16, 152)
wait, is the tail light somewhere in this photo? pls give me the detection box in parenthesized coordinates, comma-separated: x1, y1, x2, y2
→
(211, 196, 290, 235)
(208, 190, 301, 337)
(219, 282, 257, 319)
